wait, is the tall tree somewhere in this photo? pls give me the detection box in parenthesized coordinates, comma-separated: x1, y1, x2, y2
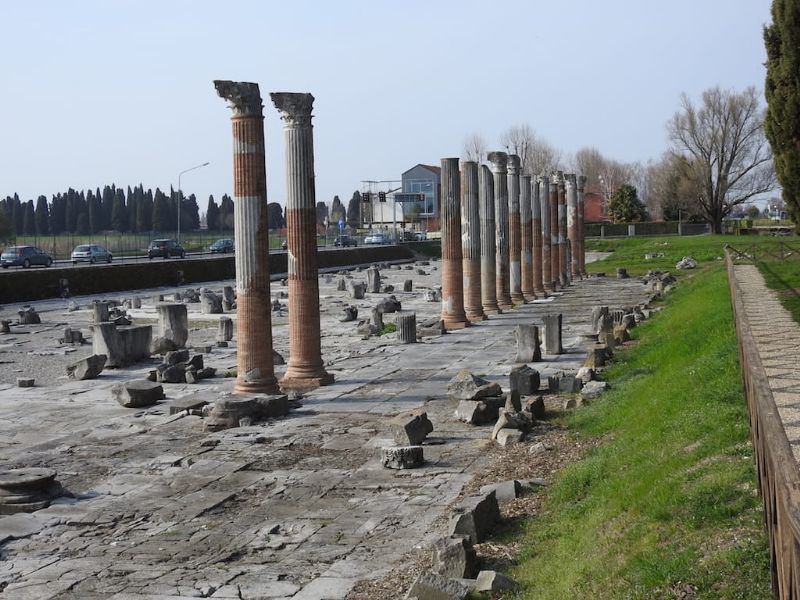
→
(462, 133, 488, 163)
(500, 124, 562, 175)
(315, 200, 329, 226)
(267, 202, 284, 229)
(111, 187, 128, 232)
(206, 195, 219, 231)
(764, 0, 800, 228)
(22, 200, 35, 235)
(219, 194, 235, 230)
(152, 188, 171, 232)
(346, 192, 361, 228)
(667, 86, 776, 233)
(34, 195, 49, 235)
(0, 208, 11, 242)
(607, 184, 647, 223)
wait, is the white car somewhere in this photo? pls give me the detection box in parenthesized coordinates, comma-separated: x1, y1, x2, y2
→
(71, 244, 113, 264)
(364, 233, 387, 245)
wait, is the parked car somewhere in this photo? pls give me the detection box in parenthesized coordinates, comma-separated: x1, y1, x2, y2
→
(281, 240, 288, 250)
(414, 231, 428, 241)
(400, 230, 415, 242)
(147, 239, 185, 259)
(1, 245, 53, 268)
(334, 235, 357, 247)
(209, 238, 234, 254)
(364, 232, 387, 245)
(71, 244, 112, 264)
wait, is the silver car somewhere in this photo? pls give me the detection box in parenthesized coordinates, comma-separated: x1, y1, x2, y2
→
(71, 244, 113, 264)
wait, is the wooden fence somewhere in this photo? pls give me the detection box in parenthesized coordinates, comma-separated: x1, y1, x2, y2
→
(726, 251, 800, 597)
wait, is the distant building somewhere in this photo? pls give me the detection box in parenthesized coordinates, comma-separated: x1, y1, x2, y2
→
(584, 192, 608, 222)
(401, 164, 441, 220)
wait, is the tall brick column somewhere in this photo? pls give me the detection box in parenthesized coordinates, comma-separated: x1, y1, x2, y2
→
(520, 174, 535, 301)
(440, 157, 469, 329)
(548, 175, 560, 291)
(479, 164, 500, 315)
(578, 175, 587, 276)
(532, 175, 545, 297)
(507, 154, 525, 304)
(461, 161, 485, 321)
(558, 172, 569, 287)
(270, 92, 333, 390)
(566, 174, 580, 280)
(488, 152, 513, 309)
(214, 80, 279, 395)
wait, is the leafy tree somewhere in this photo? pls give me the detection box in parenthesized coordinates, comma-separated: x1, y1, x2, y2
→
(764, 0, 800, 230)
(746, 205, 762, 219)
(34, 195, 49, 235)
(206, 195, 219, 231)
(667, 86, 776, 233)
(267, 202, 284, 229)
(607, 184, 647, 223)
(346, 191, 361, 228)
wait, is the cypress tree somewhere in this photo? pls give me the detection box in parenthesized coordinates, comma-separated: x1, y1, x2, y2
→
(206, 195, 219, 231)
(764, 0, 800, 228)
(13, 194, 23, 234)
(34, 195, 49, 235)
(23, 200, 35, 235)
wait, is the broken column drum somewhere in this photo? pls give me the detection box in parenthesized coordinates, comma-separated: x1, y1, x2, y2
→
(532, 176, 545, 296)
(271, 92, 333, 388)
(478, 164, 500, 315)
(460, 161, 485, 321)
(488, 151, 513, 309)
(396, 312, 417, 344)
(156, 303, 188, 348)
(520, 174, 535, 301)
(215, 80, 279, 394)
(539, 175, 552, 294)
(577, 175, 587, 276)
(366, 267, 381, 293)
(439, 157, 469, 329)
(558, 173, 569, 287)
(566, 174, 580, 279)
(548, 176, 560, 291)
(507, 154, 525, 304)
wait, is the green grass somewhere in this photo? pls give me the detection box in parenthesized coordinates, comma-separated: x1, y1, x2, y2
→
(758, 257, 800, 324)
(508, 265, 770, 599)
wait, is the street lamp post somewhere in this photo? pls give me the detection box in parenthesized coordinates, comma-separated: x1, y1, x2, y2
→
(177, 161, 210, 242)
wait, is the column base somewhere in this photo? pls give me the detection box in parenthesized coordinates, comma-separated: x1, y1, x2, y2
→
(523, 292, 538, 302)
(533, 287, 547, 298)
(280, 371, 335, 391)
(498, 302, 514, 310)
(234, 377, 281, 395)
(443, 320, 470, 330)
(482, 305, 502, 315)
(466, 311, 487, 321)
(511, 293, 527, 304)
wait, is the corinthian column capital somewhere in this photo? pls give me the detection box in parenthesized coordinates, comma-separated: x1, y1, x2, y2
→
(270, 92, 315, 127)
(213, 80, 263, 118)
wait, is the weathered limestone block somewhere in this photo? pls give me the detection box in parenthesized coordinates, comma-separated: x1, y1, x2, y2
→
(583, 346, 608, 369)
(622, 313, 637, 329)
(92, 301, 110, 323)
(92, 323, 152, 368)
(405, 572, 471, 600)
(496, 429, 525, 446)
(403, 279, 413, 292)
(152, 337, 179, 354)
(381, 445, 424, 469)
(0, 320, 11, 334)
(581, 380, 609, 399)
(547, 372, 582, 393)
(204, 394, 290, 431)
(510, 365, 540, 397)
(366, 267, 381, 293)
(218, 317, 234, 342)
(424, 289, 441, 302)
(447, 369, 502, 401)
(479, 480, 522, 502)
(66, 354, 107, 380)
(449, 490, 501, 543)
(164, 349, 190, 365)
(599, 331, 617, 352)
(542, 314, 563, 355)
(475, 570, 518, 592)
(431, 535, 478, 579)
(491, 408, 530, 440)
(376, 295, 402, 314)
(113, 381, 164, 408)
(616, 267, 629, 279)
(223, 285, 235, 304)
(337, 277, 347, 291)
(514, 324, 541, 363)
(390, 409, 433, 445)
(17, 378, 35, 388)
(156, 303, 188, 348)
(396, 312, 417, 344)
(590, 305, 609, 334)
(524, 395, 545, 419)
(17, 306, 41, 325)
(160, 363, 187, 384)
(348, 281, 366, 299)
(200, 291, 223, 314)
(455, 397, 505, 425)
(613, 325, 630, 344)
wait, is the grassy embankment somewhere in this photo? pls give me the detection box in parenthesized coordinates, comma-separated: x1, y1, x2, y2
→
(758, 255, 800, 324)
(502, 237, 773, 599)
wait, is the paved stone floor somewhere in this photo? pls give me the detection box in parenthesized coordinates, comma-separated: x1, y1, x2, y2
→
(733, 264, 800, 460)
(0, 259, 651, 600)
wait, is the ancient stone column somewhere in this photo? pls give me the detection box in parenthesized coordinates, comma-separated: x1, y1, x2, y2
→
(270, 92, 333, 390)
(577, 175, 587, 276)
(479, 164, 500, 315)
(440, 157, 469, 329)
(520, 174, 535, 301)
(566, 174, 580, 279)
(488, 152, 513, 309)
(507, 154, 525, 304)
(460, 161, 485, 321)
(396, 312, 417, 344)
(548, 176, 560, 291)
(558, 173, 569, 287)
(214, 80, 279, 395)
(532, 176, 545, 297)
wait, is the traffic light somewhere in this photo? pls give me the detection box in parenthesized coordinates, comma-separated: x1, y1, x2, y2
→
(361, 192, 370, 203)
(378, 191, 386, 202)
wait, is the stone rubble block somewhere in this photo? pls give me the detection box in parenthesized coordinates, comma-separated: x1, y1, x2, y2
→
(151, 336, 179, 355)
(405, 571, 472, 600)
(204, 394, 289, 431)
(431, 535, 479, 579)
(164, 349, 190, 365)
(491, 409, 530, 440)
(66, 354, 107, 380)
(112, 380, 165, 408)
(16, 378, 35, 388)
(510, 365, 540, 397)
(547, 372, 583, 393)
(17, 306, 41, 325)
(454, 396, 505, 425)
(92, 322, 152, 367)
(448, 490, 500, 543)
(523, 395, 545, 419)
(390, 410, 434, 446)
(577, 367, 595, 383)
(381, 445, 424, 469)
(447, 369, 502, 401)
(475, 570, 518, 592)
(479, 480, 522, 502)
(581, 380, 609, 399)
(613, 325, 631, 344)
(514, 324, 541, 363)
(495, 429, 525, 447)
(348, 281, 366, 300)
(583, 346, 608, 369)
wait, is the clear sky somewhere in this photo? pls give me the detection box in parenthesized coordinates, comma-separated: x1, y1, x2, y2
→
(1, 0, 773, 213)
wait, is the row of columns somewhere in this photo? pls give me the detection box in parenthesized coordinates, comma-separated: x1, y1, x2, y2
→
(214, 80, 332, 395)
(440, 153, 587, 329)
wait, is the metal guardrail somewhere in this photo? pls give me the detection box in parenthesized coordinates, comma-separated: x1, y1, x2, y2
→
(726, 251, 800, 597)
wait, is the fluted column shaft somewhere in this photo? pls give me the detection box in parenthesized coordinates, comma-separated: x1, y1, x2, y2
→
(531, 177, 549, 297)
(271, 92, 333, 390)
(460, 161, 485, 321)
(507, 155, 524, 304)
(566, 174, 579, 279)
(440, 157, 469, 329)
(520, 174, 535, 301)
(488, 152, 512, 309)
(214, 80, 278, 395)
(578, 175, 587, 276)
(548, 178, 559, 291)
(479, 165, 500, 314)
(538, 175, 550, 294)
(558, 175, 569, 286)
